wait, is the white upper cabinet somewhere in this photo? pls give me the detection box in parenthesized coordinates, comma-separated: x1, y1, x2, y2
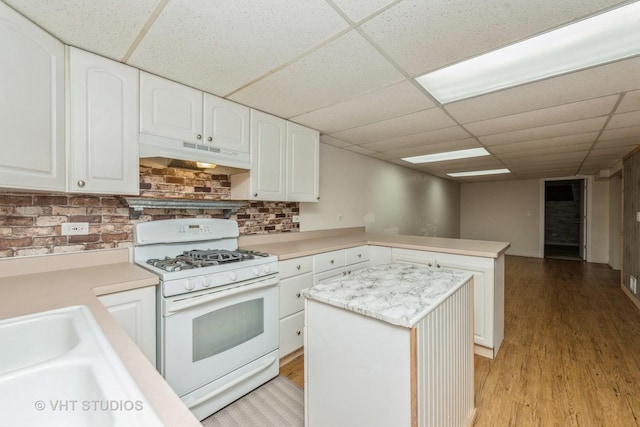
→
(68, 47, 139, 195)
(286, 122, 319, 202)
(204, 94, 250, 154)
(249, 110, 287, 200)
(231, 110, 319, 202)
(139, 72, 203, 143)
(0, 2, 65, 191)
(139, 72, 251, 164)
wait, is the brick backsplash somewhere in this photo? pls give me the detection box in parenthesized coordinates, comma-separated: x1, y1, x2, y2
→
(0, 163, 299, 258)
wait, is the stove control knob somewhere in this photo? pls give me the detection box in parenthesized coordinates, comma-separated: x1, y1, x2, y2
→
(188, 277, 205, 290)
(185, 279, 196, 291)
(252, 266, 260, 276)
(229, 271, 238, 281)
(203, 276, 212, 288)
(262, 264, 271, 274)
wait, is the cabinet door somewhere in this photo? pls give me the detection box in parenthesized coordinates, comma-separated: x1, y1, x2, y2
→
(98, 286, 157, 367)
(68, 47, 139, 195)
(286, 122, 319, 202)
(139, 72, 203, 143)
(313, 250, 346, 274)
(0, 2, 65, 191)
(203, 94, 250, 153)
(314, 267, 346, 285)
(250, 110, 286, 200)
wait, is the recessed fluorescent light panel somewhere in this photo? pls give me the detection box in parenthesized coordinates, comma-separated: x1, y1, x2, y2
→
(415, 1, 640, 103)
(402, 147, 489, 164)
(447, 169, 510, 177)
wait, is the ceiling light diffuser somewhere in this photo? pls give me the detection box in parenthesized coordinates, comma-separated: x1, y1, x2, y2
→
(447, 169, 511, 177)
(402, 147, 489, 164)
(415, 1, 640, 103)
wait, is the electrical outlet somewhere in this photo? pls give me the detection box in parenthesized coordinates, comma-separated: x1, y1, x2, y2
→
(292, 215, 300, 223)
(336, 214, 343, 222)
(61, 222, 89, 236)
(631, 275, 637, 294)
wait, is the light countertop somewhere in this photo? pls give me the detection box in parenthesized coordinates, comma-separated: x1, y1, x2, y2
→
(239, 227, 511, 260)
(0, 248, 201, 427)
(304, 262, 473, 327)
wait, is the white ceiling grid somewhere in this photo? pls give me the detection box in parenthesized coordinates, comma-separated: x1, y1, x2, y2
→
(3, 0, 638, 181)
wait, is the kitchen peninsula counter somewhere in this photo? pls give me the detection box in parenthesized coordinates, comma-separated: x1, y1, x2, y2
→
(0, 248, 201, 427)
(239, 226, 510, 260)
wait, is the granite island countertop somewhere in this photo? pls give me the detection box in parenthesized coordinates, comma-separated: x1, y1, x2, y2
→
(303, 262, 473, 328)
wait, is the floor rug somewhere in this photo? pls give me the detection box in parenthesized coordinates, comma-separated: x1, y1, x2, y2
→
(201, 376, 304, 427)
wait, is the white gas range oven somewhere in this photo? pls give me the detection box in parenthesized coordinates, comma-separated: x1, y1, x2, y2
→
(133, 218, 279, 421)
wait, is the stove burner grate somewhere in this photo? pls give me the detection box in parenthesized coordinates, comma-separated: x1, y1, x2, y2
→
(146, 248, 266, 272)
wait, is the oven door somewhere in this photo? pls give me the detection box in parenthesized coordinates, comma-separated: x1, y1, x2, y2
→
(160, 276, 279, 397)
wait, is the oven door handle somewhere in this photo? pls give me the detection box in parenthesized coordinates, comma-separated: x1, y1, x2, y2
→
(186, 353, 278, 408)
(165, 277, 279, 315)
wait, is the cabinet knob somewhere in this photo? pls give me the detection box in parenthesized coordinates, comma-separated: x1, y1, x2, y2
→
(253, 193, 258, 197)
(436, 264, 441, 268)
(196, 134, 202, 140)
(428, 263, 433, 267)
(342, 271, 347, 276)
(207, 136, 212, 142)
(317, 196, 320, 200)
(357, 254, 362, 258)
(296, 292, 301, 298)
(296, 330, 301, 336)
(77, 180, 85, 188)
(330, 259, 334, 264)
(296, 265, 301, 270)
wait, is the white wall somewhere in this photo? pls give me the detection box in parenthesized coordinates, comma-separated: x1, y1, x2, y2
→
(460, 176, 613, 264)
(300, 144, 460, 237)
(460, 179, 541, 257)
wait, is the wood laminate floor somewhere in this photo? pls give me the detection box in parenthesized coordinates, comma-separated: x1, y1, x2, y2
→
(281, 255, 640, 426)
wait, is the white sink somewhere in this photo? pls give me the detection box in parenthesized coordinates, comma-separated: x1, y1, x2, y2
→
(0, 305, 163, 426)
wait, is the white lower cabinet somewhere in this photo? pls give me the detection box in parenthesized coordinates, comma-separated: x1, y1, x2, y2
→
(313, 246, 371, 285)
(392, 247, 505, 358)
(98, 286, 157, 367)
(278, 256, 313, 358)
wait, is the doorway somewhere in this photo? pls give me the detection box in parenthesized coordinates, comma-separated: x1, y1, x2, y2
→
(543, 179, 585, 260)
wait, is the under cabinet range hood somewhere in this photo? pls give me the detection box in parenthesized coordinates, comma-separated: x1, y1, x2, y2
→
(139, 133, 251, 170)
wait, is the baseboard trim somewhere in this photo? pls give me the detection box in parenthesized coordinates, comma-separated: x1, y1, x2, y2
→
(279, 347, 304, 367)
(621, 285, 640, 311)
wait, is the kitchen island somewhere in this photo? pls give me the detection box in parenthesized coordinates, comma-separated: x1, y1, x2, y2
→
(303, 262, 476, 427)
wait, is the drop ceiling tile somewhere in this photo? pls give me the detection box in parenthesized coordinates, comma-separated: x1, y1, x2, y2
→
(504, 151, 588, 166)
(320, 135, 352, 148)
(606, 111, 640, 129)
(489, 132, 599, 154)
(361, 126, 471, 151)
(464, 96, 617, 136)
(495, 142, 594, 159)
(425, 157, 505, 173)
(329, 108, 456, 144)
(599, 125, 640, 141)
(3, 0, 159, 60)
(290, 80, 434, 133)
(359, 0, 627, 76)
(479, 117, 607, 146)
(593, 137, 640, 150)
(331, 0, 398, 22)
(128, 0, 349, 96)
(229, 30, 405, 118)
(344, 145, 378, 155)
(445, 57, 640, 123)
(617, 89, 640, 113)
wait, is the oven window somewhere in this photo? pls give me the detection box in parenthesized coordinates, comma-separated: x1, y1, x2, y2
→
(192, 299, 264, 362)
